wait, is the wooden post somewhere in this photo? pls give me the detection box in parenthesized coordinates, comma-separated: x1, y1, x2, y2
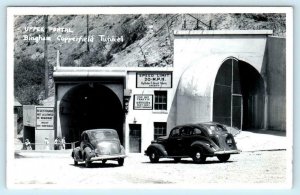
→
(86, 15, 90, 52)
(44, 15, 49, 98)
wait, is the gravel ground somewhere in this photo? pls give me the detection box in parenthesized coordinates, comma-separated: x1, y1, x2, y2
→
(11, 130, 290, 188)
(12, 150, 287, 187)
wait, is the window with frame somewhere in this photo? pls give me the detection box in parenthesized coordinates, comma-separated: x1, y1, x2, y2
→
(154, 91, 167, 110)
(154, 122, 167, 140)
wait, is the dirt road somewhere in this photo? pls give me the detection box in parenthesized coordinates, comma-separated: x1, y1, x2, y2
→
(12, 150, 287, 187)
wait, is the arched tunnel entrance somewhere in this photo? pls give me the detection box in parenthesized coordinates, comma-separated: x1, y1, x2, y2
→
(59, 83, 124, 147)
(213, 58, 265, 130)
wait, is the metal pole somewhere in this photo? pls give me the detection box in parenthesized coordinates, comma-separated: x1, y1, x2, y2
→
(241, 97, 243, 130)
(231, 59, 233, 127)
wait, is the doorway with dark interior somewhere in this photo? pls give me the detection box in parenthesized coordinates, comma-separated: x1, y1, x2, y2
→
(129, 124, 141, 153)
(213, 58, 265, 130)
(59, 83, 124, 148)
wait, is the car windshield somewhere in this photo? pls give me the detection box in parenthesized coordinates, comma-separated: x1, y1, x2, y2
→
(90, 130, 119, 140)
(209, 125, 227, 132)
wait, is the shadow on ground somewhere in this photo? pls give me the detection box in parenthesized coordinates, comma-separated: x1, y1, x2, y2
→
(14, 152, 25, 158)
(70, 162, 122, 169)
(142, 159, 235, 165)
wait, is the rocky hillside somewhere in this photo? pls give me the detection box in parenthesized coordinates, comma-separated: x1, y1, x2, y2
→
(13, 13, 286, 103)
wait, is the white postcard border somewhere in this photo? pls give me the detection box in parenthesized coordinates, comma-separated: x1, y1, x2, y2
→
(6, 6, 293, 189)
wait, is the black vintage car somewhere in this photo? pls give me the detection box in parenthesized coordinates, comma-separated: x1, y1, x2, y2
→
(71, 129, 126, 167)
(145, 122, 240, 163)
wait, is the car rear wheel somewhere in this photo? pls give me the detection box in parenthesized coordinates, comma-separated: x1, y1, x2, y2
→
(118, 158, 124, 166)
(174, 157, 181, 163)
(149, 151, 159, 163)
(217, 154, 231, 162)
(192, 149, 206, 164)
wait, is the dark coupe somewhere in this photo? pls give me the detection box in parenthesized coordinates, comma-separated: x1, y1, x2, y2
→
(145, 122, 240, 163)
(72, 129, 126, 167)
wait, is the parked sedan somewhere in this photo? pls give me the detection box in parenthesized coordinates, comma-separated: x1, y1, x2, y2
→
(145, 122, 240, 163)
(72, 129, 126, 167)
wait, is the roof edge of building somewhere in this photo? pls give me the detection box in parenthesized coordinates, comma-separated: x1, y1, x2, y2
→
(174, 30, 273, 36)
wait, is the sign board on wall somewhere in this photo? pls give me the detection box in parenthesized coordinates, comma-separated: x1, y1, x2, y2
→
(133, 95, 153, 110)
(23, 105, 36, 127)
(36, 107, 54, 130)
(136, 72, 172, 88)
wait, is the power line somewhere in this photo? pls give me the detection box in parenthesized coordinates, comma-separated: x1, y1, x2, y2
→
(186, 14, 212, 30)
(139, 14, 180, 48)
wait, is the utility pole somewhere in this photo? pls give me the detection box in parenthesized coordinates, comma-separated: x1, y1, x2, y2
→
(86, 15, 90, 52)
(44, 15, 49, 98)
(209, 20, 212, 30)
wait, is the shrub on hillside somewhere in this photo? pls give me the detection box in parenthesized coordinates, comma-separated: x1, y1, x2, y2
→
(63, 56, 77, 67)
(110, 18, 147, 54)
(14, 57, 45, 105)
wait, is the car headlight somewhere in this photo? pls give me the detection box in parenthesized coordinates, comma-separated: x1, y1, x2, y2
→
(226, 137, 233, 145)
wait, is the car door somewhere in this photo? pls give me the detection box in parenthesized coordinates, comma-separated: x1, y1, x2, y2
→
(166, 127, 185, 156)
(180, 126, 194, 154)
(76, 133, 86, 160)
(191, 127, 206, 140)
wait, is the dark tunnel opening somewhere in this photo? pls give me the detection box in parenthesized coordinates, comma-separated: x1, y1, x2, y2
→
(59, 83, 124, 147)
(213, 58, 265, 130)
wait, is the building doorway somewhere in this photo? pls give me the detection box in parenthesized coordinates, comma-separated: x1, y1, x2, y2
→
(213, 58, 265, 130)
(23, 126, 35, 150)
(59, 83, 124, 147)
(129, 124, 141, 153)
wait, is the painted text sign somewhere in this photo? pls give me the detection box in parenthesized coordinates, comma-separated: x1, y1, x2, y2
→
(136, 72, 172, 88)
(134, 95, 153, 110)
(36, 107, 54, 130)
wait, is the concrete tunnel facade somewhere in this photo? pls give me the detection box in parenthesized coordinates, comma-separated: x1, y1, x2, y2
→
(51, 30, 286, 153)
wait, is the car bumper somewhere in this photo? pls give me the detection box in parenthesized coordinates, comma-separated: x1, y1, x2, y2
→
(214, 149, 241, 155)
(90, 154, 126, 161)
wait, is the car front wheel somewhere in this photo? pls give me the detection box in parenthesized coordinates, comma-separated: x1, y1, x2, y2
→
(118, 158, 124, 166)
(149, 151, 159, 163)
(84, 147, 92, 168)
(217, 154, 231, 162)
(192, 149, 206, 164)
(74, 160, 78, 166)
(84, 155, 92, 168)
